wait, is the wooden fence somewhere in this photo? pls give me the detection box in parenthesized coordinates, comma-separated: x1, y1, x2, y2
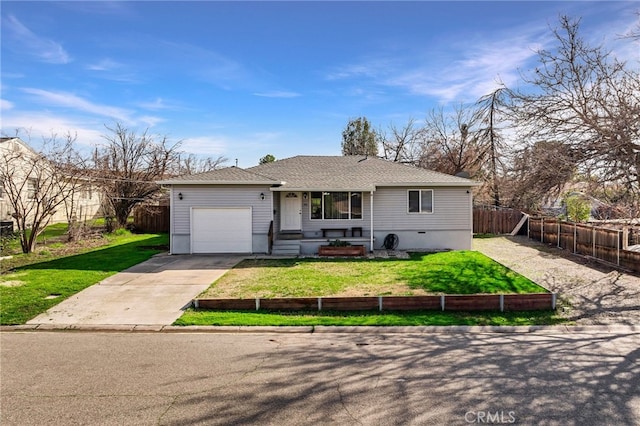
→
(133, 206, 169, 233)
(528, 217, 640, 273)
(473, 206, 525, 235)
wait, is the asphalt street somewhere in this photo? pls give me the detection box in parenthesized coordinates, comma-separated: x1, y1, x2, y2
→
(2, 329, 639, 425)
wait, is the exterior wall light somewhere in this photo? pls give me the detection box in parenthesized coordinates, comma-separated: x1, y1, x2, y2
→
(178, 192, 183, 200)
(260, 192, 265, 200)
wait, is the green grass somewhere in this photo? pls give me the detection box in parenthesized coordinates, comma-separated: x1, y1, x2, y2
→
(175, 309, 566, 327)
(180, 251, 557, 327)
(200, 251, 545, 299)
(35, 222, 69, 242)
(0, 232, 168, 325)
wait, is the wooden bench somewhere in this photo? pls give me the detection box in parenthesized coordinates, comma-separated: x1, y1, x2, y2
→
(321, 228, 348, 238)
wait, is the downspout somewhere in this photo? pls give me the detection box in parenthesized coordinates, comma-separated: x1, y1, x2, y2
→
(468, 187, 474, 250)
(370, 190, 374, 252)
(169, 186, 174, 255)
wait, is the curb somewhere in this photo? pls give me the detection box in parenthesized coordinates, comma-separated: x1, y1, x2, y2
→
(2, 324, 638, 334)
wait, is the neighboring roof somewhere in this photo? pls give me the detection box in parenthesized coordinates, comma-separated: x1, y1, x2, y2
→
(0, 137, 40, 155)
(159, 155, 479, 189)
(157, 166, 281, 185)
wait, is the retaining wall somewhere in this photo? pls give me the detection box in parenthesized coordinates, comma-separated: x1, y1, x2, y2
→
(195, 293, 556, 312)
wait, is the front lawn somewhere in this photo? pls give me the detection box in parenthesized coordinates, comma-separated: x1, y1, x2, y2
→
(0, 232, 168, 325)
(175, 309, 566, 326)
(199, 251, 546, 299)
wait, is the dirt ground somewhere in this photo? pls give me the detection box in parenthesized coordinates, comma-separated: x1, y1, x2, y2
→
(474, 235, 640, 325)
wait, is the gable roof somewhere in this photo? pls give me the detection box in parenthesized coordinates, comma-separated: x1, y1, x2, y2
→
(159, 155, 478, 190)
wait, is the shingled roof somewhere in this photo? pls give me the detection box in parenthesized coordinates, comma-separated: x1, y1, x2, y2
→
(157, 166, 281, 185)
(159, 155, 477, 190)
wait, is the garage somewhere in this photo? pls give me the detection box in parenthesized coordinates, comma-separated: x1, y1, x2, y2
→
(191, 207, 252, 253)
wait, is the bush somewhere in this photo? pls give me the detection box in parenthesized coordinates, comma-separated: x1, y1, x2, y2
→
(328, 239, 351, 247)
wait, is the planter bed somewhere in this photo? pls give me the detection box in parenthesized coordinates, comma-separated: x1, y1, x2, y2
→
(194, 293, 556, 312)
(318, 245, 366, 257)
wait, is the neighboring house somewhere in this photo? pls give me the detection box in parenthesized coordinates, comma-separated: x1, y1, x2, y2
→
(158, 155, 479, 255)
(0, 137, 103, 228)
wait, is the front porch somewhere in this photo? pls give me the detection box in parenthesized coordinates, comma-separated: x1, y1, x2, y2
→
(270, 189, 373, 256)
(271, 231, 372, 256)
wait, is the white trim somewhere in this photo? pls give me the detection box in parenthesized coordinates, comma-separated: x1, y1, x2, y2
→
(308, 191, 364, 221)
(407, 189, 434, 214)
(157, 180, 281, 185)
(169, 187, 175, 254)
(370, 191, 374, 252)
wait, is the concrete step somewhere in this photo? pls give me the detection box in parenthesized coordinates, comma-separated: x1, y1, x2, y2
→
(272, 240, 301, 256)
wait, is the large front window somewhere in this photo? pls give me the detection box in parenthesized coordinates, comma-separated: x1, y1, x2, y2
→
(310, 192, 362, 220)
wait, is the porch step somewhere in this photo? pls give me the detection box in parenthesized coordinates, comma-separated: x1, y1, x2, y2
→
(272, 240, 301, 256)
(278, 232, 303, 240)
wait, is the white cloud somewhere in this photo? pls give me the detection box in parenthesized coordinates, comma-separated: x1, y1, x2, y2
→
(4, 15, 70, 64)
(138, 115, 165, 128)
(326, 24, 550, 104)
(253, 91, 301, 98)
(21, 88, 134, 123)
(0, 99, 14, 110)
(85, 58, 123, 72)
(85, 58, 138, 82)
(136, 98, 177, 111)
(0, 111, 104, 147)
(180, 136, 228, 156)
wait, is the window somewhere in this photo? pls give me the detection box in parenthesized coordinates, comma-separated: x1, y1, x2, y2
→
(80, 187, 92, 200)
(27, 178, 37, 199)
(408, 190, 433, 213)
(310, 191, 362, 220)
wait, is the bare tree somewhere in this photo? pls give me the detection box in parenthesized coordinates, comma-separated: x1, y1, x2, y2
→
(503, 140, 577, 212)
(510, 16, 640, 215)
(0, 134, 86, 253)
(380, 118, 425, 163)
(176, 153, 227, 175)
(93, 123, 180, 228)
(475, 87, 511, 207)
(622, 11, 640, 40)
(418, 106, 487, 176)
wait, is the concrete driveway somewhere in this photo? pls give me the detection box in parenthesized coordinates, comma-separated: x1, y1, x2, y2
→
(27, 254, 243, 326)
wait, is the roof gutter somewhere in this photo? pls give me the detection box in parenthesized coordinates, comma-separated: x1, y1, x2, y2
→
(156, 180, 283, 185)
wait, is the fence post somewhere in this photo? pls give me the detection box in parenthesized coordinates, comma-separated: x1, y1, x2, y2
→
(541, 217, 544, 243)
(573, 223, 577, 253)
(617, 230, 620, 266)
(557, 221, 561, 248)
(592, 227, 596, 258)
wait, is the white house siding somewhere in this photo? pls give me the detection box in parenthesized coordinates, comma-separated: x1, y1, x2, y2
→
(170, 184, 273, 254)
(0, 138, 103, 227)
(372, 186, 473, 250)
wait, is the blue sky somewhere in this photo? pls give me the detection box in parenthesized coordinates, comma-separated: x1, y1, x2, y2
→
(1, 1, 638, 167)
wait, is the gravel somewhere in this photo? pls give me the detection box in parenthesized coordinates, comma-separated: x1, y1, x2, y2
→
(474, 235, 640, 325)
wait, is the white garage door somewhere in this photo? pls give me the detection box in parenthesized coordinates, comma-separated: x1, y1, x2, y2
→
(191, 208, 252, 253)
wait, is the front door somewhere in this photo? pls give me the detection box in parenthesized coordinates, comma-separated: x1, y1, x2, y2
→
(281, 192, 302, 231)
